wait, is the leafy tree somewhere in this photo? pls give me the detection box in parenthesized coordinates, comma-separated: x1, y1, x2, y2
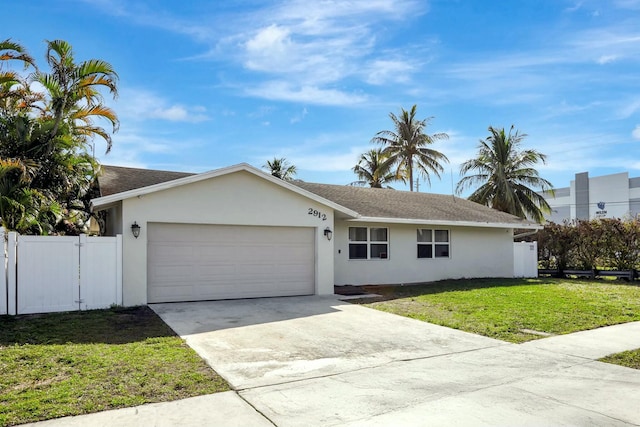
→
(0, 39, 118, 234)
(263, 157, 297, 180)
(457, 125, 553, 223)
(351, 148, 404, 188)
(371, 104, 449, 191)
(35, 39, 118, 152)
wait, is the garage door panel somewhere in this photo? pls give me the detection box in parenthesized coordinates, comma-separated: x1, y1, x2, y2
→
(148, 223, 315, 303)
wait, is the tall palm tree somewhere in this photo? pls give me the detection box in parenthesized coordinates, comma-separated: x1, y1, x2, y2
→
(351, 148, 404, 188)
(0, 39, 38, 113)
(263, 157, 297, 180)
(35, 39, 119, 153)
(456, 125, 554, 223)
(371, 104, 449, 191)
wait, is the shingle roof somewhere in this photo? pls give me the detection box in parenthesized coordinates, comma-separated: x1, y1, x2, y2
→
(98, 165, 536, 227)
(98, 165, 195, 197)
(291, 181, 533, 226)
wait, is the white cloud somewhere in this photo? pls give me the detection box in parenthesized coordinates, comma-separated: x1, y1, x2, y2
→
(617, 98, 640, 119)
(633, 125, 640, 140)
(245, 82, 368, 106)
(118, 88, 209, 123)
(597, 54, 619, 64)
(290, 107, 308, 124)
(364, 59, 415, 85)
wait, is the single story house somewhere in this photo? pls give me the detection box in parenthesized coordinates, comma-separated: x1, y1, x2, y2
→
(92, 163, 540, 306)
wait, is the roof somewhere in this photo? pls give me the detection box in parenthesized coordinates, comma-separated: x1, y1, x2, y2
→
(291, 181, 537, 228)
(98, 165, 195, 197)
(95, 164, 539, 229)
(92, 164, 359, 218)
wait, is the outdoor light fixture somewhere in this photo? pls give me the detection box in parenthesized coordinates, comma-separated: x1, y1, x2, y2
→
(131, 222, 141, 239)
(324, 227, 333, 241)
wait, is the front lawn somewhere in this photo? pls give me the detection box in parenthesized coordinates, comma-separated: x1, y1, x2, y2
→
(601, 349, 640, 370)
(358, 278, 640, 343)
(0, 307, 229, 426)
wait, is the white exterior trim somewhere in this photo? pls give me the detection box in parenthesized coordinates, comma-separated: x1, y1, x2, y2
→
(92, 163, 359, 218)
(348, 216, 541, 230)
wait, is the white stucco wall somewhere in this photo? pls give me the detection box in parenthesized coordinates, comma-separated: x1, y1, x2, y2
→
(118, 171, 335, 306)
(333, 221, 514, 285)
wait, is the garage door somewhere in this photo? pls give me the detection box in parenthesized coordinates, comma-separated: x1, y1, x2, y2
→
(147, 223, 315, 303)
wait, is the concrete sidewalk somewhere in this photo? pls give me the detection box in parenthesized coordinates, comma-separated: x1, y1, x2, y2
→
(23, 301, 640, 427)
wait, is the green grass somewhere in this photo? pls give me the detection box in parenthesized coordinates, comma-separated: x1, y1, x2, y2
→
(0, 306, 229, 426)
(358, 278, 640, 343)
(601, 349, 640, 369)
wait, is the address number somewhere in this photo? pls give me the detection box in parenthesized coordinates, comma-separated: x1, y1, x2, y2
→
(308, 208, 327, 221)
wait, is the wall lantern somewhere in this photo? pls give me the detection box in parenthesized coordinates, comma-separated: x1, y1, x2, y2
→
(131, 222, 141, 239)
(323, 227, 333, 241)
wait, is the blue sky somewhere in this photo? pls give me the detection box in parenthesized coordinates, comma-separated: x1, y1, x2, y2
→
(6, 0, 640, 194)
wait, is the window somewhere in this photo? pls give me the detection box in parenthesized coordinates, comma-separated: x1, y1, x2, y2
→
(349, 227, 389, 259)
(417, 229, 450, 258)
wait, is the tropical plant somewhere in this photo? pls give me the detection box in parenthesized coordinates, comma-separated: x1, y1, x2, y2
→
(0, 39, 118, 234)
(0, 39, 38, 114)
(35, 39, 119, 152)
(263, 157, 297, 180)
(456, 125, 553, 223)
(351, 148, 404, 188)
(371, 104, 449, 191)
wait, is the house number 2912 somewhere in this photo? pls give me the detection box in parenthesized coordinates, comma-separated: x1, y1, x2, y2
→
(308, 208, 327, 221)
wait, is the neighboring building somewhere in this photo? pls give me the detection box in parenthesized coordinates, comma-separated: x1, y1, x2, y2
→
(92, 164, 539, 306)
(542, 171, 640, 223)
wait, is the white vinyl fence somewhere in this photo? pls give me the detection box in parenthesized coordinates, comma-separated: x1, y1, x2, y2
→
(1, 229, 122, 315)
(514, 241, 538, 278)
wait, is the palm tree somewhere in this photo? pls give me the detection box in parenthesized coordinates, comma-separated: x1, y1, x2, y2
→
(456, 125, 554, 223)
(371, 104, 449, 191)
(0, 39, 38, 114)
(35, 39, 119, 153)
(351, 148, 404, 188)
(263, 157, 297, 180)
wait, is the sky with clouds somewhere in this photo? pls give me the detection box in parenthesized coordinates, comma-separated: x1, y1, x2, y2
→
(5, 0, 640, 194)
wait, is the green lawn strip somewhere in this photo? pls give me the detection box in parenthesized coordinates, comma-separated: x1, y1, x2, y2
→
(0, 307, 229, 426)
(360, 278, 640, 343)
(600, 349, 640, 370)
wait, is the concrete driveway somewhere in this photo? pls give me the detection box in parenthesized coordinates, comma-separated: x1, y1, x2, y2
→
(150, 296, 640, 426)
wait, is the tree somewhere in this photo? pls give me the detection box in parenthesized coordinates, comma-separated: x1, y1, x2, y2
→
(263, 157, 297, 180)
(0, 39, 118, 234)
(456, 125, 553, 223)
(36, 39, 119, 152)
(371, 104, 449, 191)
(351, 148, 404, 188)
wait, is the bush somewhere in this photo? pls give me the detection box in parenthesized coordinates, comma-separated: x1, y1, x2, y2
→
(537, 218, 640, 271)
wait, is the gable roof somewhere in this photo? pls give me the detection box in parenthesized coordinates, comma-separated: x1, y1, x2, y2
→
(92, 164, 359, 218)
(291, 181, 538, 228)
(98, 165, 195, 197)
(94, 164, 539, 229)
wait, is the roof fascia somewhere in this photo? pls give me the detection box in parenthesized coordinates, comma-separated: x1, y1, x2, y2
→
(343, 216, 542, 230)
(91, 163, 359, 218)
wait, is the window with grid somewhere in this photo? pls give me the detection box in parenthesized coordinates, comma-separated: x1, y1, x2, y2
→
(417, 229, 450, 258)
(349, 227, 389, 259)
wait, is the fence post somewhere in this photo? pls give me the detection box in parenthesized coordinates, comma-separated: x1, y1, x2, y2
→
(116, 234, 123, 306)
(0, 227, 6, 315)
(7, 231, 17, 315)
(78, 234, 87, 310)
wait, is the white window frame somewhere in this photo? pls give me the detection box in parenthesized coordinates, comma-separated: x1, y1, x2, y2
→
(348, 226, 389, 260)
(417, 228, 450, 259)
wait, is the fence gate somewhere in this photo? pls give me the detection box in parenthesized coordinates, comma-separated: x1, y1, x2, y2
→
(2, 232, 122, 315)
(17, 236, 80, 314)
(514, 241, 538, 278)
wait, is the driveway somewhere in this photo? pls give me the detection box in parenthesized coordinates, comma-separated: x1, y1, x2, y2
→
(151, 296, 640, 426)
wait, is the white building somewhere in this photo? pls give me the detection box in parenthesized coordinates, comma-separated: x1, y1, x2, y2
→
(93, 164, 539, 306)
(543, 171, 640, 223)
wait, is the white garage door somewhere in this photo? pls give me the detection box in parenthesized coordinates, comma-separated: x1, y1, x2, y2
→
(147, 223, 315, 303)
